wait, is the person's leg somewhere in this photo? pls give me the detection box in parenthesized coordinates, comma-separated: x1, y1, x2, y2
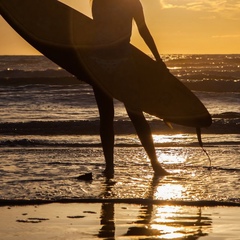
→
(93, 86, 115, 177)
(126, 108, 168, 175)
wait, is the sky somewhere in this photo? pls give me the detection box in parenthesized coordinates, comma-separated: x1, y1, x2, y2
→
(0, 0, 239, 55)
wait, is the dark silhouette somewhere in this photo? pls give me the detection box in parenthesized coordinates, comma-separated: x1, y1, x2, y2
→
(90, 0, 168, 177)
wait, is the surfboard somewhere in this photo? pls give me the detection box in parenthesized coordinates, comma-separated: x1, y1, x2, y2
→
(0, 0, 212, 128)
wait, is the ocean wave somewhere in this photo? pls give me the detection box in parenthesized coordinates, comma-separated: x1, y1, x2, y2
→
(0, 138, 238, 148)
(212, 112, 240, 118)
(183, 80, 240, 92)
(0, 68, 71, 78)
(0, 69, 239, 92)
(0, 71, 80, 85)
(0, 118, 239, 136)
(0, 138, 102, 148)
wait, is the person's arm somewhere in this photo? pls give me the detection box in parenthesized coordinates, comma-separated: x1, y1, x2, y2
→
(138, 25, 162, 62)
(133, 0, 165, 66)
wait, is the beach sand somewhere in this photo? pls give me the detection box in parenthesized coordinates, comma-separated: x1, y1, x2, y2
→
(0, 203, 239, 240)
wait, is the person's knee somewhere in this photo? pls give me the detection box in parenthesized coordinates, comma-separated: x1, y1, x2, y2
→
(93, 87, 114, 120)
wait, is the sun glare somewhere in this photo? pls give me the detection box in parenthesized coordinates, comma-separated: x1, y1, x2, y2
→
(152, 134, 189, 165)
(155, 183, 185, 200)
(157, 151, 187, 165)
(153, 134, 190, 144)
(153, 134, 173, 144)
(151, 205, 186, 239)
(148, 205, 208, 239)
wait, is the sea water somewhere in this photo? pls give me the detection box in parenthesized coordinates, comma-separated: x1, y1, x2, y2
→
(0, 55, 239, 204)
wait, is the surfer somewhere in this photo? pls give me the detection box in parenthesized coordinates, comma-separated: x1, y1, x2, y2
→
(90, 0, 168, 177)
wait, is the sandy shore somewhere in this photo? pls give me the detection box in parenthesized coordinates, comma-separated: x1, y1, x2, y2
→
(0, 203, 239, 240)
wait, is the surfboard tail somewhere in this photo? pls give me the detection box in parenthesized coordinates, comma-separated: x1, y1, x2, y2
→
(164, 112, 212, 129)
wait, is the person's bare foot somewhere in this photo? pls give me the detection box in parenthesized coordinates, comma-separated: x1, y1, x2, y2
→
(103, 168, 114, 179)
(152, 163, 170, 176)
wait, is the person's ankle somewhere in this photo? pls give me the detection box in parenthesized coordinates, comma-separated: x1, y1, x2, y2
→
(152, 163, 169, 176)
(103, 166, 114, 178)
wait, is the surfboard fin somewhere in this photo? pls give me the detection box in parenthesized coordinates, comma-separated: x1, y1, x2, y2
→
(196, 128, 212, 168)
(164, 120, 173, 129)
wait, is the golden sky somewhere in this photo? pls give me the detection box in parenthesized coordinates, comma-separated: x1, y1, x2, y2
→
(0, 0, 239, 55)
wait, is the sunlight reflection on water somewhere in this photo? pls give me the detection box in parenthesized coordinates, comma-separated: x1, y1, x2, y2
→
(155, 184, 185, 200)
(157, 150, 187, 165)
(125, 204, 212, 239)
(153, 134, 193, 145)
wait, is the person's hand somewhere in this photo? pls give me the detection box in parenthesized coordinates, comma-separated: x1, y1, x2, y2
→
(156, 58, 169, 74)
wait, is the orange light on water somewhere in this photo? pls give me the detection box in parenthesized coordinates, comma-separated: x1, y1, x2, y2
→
(155, 183, 185, 200)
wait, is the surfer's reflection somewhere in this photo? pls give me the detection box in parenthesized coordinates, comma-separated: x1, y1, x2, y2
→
(98, 203, 115, 239)
(89, 0, 168, 177)
(97, 177, 212, 239)
(98, 179, 115, 239)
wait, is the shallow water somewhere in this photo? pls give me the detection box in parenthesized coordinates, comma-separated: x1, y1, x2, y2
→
(0, 140, 239, 203)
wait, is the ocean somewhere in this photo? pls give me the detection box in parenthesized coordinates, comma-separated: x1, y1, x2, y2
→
(0, 54, 239, 205)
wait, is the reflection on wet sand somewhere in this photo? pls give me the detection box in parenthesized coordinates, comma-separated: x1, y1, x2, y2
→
(98, 179, 115, 239)
(98, 203, 115, 239)
(97, 177, 212, 239)
(125, 205, 211, 239)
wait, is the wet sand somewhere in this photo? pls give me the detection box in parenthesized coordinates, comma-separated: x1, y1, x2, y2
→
(0, 203, 239, 240)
